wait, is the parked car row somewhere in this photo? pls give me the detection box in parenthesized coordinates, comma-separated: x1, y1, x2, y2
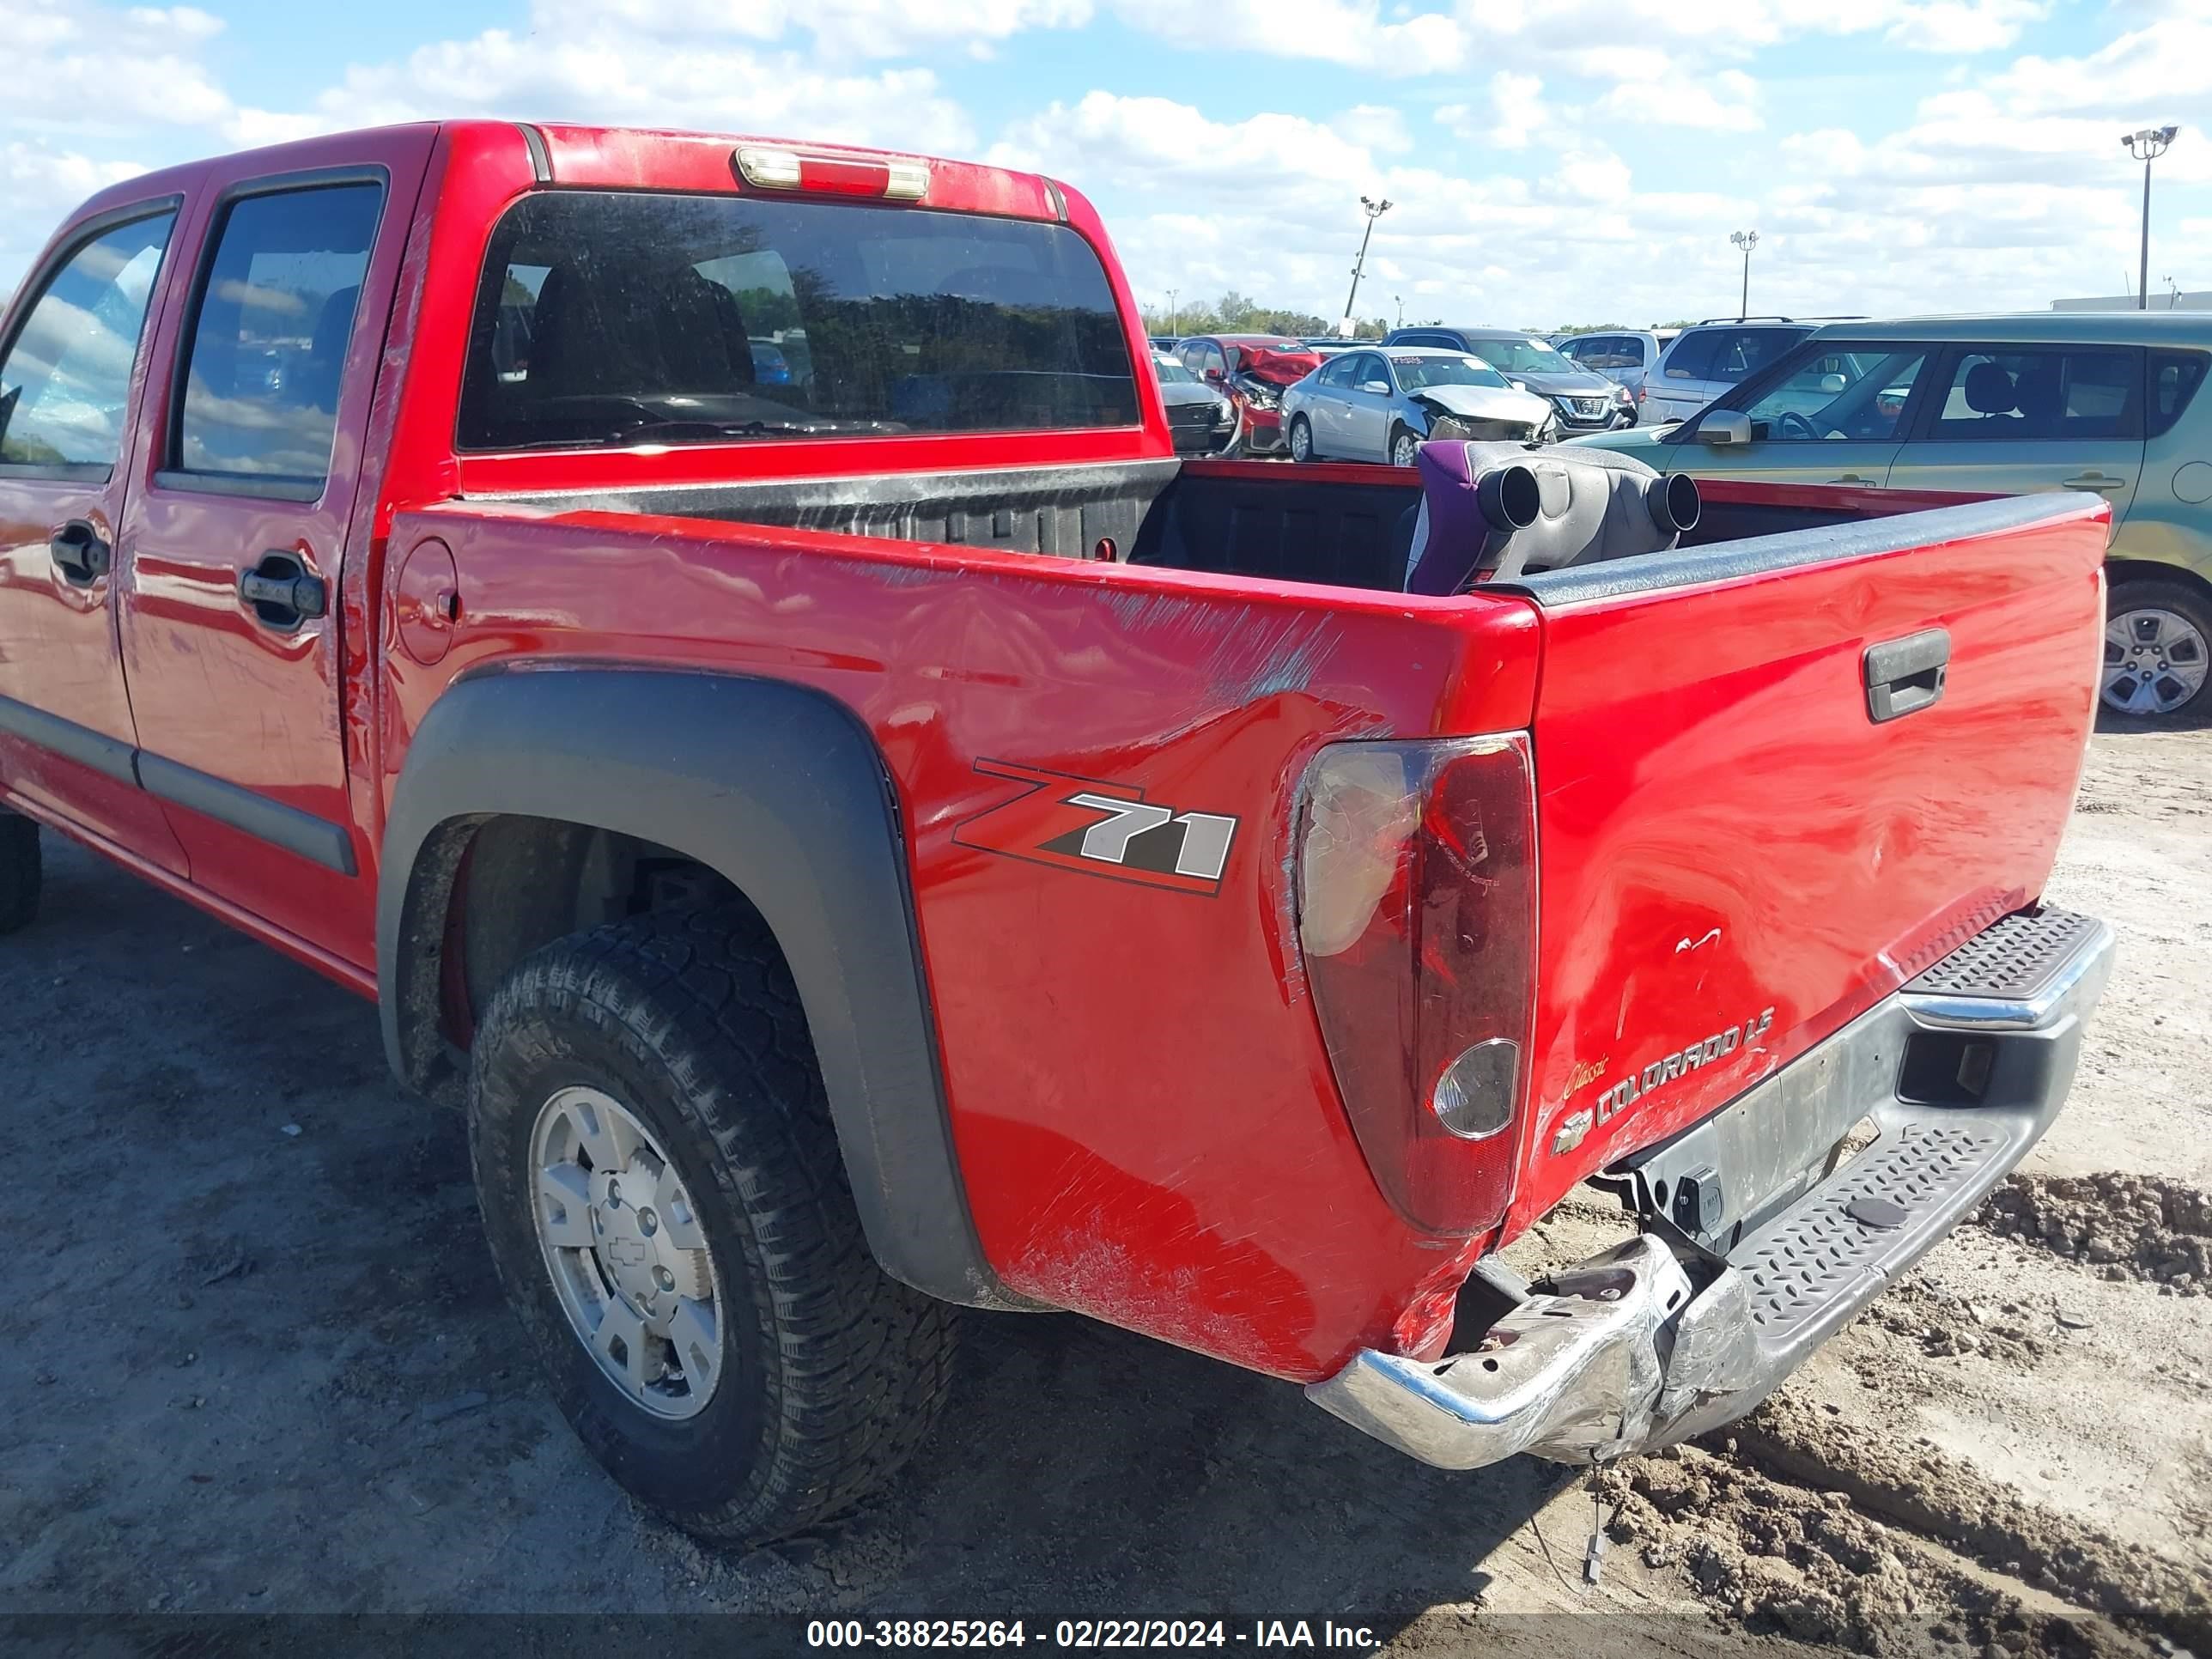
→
(1146, 307, 2209, 721)
(1565, 312, 2212, 720)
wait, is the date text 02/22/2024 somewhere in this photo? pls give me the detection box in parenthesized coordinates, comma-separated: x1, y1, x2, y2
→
(804, 1620, 1381, 1649)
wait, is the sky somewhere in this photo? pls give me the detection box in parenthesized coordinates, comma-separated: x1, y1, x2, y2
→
(2, 0, 2208, 329)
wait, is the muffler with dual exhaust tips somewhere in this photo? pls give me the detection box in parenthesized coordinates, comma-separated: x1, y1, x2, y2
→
(1404, 441, 1701, 596)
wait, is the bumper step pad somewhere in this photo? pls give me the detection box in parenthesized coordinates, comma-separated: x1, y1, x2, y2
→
(1905, 906, 2100, 1001)
(1734, 1118, 2007, 1344)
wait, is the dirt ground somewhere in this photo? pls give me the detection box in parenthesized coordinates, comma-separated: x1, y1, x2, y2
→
(1, 713, 2207, 1656)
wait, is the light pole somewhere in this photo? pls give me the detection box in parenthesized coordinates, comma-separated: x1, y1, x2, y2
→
(1729, 229, 1759, 319)
(1394, 294, 1404, 330)
(1165, 288, 1180, 336)
(2120, 127, 2179, 312)
(1342, 196, 1393, 334)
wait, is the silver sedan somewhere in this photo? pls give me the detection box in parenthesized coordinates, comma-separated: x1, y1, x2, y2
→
(1280, 348, 1559, 466)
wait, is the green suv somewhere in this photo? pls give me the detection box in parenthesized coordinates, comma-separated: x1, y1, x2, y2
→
(1569, 313, 2212, 720)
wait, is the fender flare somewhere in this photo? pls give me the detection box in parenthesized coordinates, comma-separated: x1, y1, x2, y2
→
(377, 665, 1016, 1309)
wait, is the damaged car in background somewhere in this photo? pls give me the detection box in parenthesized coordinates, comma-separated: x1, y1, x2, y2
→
(1176, 333, 1323, 456)
(1282, 348, 1559, 466)
(1152, 352, 1237, 455)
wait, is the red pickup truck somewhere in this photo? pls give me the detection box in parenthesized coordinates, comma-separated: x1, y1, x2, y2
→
(0, 121, 2114, 1545)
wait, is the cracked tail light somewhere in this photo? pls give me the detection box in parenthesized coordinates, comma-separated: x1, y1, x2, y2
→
(1296, 735, 1537, 1235)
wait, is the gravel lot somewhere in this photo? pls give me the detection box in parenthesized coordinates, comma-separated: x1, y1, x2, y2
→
(1, 714, 2206, 1656)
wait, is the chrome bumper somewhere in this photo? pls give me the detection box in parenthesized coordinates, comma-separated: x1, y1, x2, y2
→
(1308, 908, 2114, 1470)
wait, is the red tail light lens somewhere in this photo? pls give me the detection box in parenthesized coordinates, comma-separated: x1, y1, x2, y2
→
(1295, 735, 1537, 1235)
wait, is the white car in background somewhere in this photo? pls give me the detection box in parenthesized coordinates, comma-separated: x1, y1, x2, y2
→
(1280, 347, 1559, 466)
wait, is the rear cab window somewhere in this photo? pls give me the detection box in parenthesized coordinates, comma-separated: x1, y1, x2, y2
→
(459, 191, 1139, 450)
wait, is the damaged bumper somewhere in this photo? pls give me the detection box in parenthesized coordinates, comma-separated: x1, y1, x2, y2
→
(1307, 907, 2113, 1470)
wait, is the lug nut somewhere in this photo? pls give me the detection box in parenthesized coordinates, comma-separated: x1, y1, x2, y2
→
(654, 1267, 675, 1291)
(639, 1208, 659, 1237)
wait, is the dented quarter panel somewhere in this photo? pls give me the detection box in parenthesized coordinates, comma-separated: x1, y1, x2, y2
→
(383, 497, 1543, 1380)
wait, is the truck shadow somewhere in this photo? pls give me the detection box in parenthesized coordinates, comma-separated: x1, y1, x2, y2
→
(862, 1310, 1580, 1627)
(0, 838, 1576, 1634)
(2096, 704, 2212, 734)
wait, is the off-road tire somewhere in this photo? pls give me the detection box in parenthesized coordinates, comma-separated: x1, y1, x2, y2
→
(0, 812, 40, 936)
(469, 904, 959, 1544)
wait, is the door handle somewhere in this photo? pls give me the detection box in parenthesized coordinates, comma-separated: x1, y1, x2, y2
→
(1828, 475, 1875, 486)
(238, 551, 327, 627)
(48, 520, 111, 584)
(2062, 473, 2125, 494)
(1864, 627, 1950, 723)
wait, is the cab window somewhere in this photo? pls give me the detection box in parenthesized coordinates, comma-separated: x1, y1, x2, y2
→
(171, 181, 385, 492)
(0, 209, 177, 477)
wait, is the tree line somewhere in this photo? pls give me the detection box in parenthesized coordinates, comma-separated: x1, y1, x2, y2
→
(1141, 291, 1697, 340)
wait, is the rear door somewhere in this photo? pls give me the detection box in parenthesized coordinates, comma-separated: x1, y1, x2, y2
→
(1344, 352, 1393, 459)
(1309, 354, 1356, 453)
(1506, 491, 2108, 1231)
(1889, 343, 2146, 523)
(0, 198, 191, 872)
(114, 133, 435, 965)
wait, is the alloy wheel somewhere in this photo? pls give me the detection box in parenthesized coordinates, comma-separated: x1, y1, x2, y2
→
(529, 1085, 725, 1419)
(2103, 605, 2208, 718)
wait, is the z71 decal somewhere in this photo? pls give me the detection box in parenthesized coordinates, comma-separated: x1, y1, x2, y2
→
(951, 759, 1239, 896)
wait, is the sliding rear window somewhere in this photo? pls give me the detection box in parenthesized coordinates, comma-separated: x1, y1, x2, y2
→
(458, 191, 1139, 451)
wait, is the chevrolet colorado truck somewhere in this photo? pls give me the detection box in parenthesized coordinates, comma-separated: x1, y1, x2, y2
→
(0, 121, 2114, 1544)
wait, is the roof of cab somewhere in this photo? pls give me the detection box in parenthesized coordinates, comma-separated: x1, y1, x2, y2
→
(64, 118, 1071, 228)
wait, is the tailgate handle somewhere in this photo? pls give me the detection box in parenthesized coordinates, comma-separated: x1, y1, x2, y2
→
(1864, 628, 1950, 723)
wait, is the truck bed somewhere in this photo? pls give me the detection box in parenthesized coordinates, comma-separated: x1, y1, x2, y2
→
(483, 458, 1976, 596)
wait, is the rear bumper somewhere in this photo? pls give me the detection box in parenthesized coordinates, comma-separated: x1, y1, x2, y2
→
(1307, 907, 2113, 1470)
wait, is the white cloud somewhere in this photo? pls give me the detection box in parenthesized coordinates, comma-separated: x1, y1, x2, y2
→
(1885, 0, 2045, 53)
(1334, 105, 1413, 155)
(1482, 72, 1550, 149)
(0, 141, 147, 298)
(1104, 0, 1470, 70)
(532, 0, 1091, 60)
(232, 24, 981, 156)
(1595, 64, 1762, 131)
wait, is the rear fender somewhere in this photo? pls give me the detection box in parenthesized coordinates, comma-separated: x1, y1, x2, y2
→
(377, 664, 1015, 1309)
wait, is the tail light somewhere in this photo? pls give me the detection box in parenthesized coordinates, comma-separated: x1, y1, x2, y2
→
(1295, 735, 1537, 1235)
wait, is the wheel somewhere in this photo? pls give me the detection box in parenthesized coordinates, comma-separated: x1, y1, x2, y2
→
(2103, 579, 2212, 720)
(0, 811, 39, 936)
(1288, 415, 1315, 463)
(468, 904, 958, 1544)
(1390, 427, 1420, 469)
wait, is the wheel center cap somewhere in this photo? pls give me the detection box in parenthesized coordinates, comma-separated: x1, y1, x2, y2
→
(595, 1168, 666, 1312)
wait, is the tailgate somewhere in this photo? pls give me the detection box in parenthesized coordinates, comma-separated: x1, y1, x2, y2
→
(1501, 492, 2107, 1237)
